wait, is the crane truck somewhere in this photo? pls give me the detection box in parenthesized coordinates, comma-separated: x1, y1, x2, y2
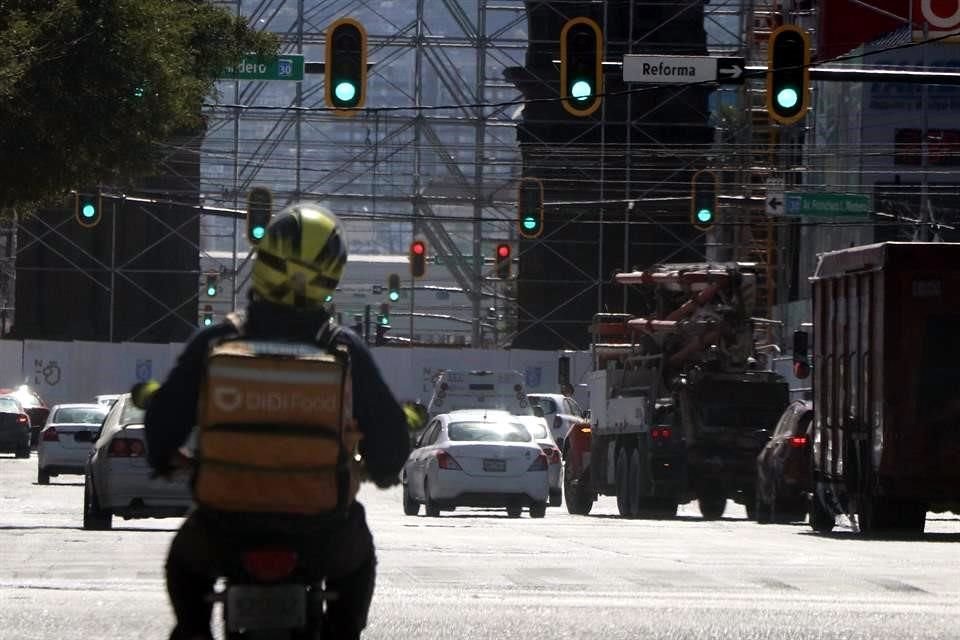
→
(563, 263, 789, 519)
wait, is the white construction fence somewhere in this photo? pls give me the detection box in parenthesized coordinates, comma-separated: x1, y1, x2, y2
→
(0, 340, 593, 409)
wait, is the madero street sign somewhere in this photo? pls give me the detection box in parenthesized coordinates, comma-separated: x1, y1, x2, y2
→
(221, 54, 305, 81)
(623, 55, 745, 85)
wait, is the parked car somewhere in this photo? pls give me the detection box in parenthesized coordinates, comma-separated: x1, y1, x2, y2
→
(0, 385, 50, 448)
(83, 393, 192, 530)
(37, 403, 109, 484)
(0, 395, 31, 458)
(401, 409, 549, 518)
(755, 400, 814, 524)
(527, 393, 586, 449)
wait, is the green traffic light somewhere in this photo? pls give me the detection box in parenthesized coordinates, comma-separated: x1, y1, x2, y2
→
(335, 81, 357, 103)
(206, 286, 217, 297)
(389, 290, 400, 302)
(324, 294, 333, 303)
(522, 216, 537, 231)
(251, 226, 265, 240)
(203, 316, 213, 327)
(379, 315, 389, 326)
(776, 87, 799, 109)
(696, 209, 714, 224)
(82, 203, 96, 219)
(570, 80, 592, 101)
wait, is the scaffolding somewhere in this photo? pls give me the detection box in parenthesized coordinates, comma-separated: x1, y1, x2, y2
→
(4, 1, 809, 347)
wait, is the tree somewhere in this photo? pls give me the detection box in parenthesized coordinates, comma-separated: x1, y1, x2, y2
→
(0, 0, 277, 211)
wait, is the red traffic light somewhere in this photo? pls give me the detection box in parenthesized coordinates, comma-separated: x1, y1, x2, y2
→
(495, 243, 512, 279)
(410, 240, 427, 278)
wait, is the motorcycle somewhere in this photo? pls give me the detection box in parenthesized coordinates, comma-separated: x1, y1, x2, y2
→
(211, 538, 338, 639)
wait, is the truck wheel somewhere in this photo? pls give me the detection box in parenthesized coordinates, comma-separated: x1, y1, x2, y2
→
(549, 489, 562, 508)
(615, 449, 631, 518)
(37, 467, 51, 485)
(563, 464, 594, 516)
(506, 504, 523, 518)
(529, 502, 547, 519)
(627, 450, 644, 518)
(698, 493, 726, 520)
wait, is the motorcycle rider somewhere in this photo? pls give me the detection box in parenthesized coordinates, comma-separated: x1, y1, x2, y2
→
(144, 202, 410, 640)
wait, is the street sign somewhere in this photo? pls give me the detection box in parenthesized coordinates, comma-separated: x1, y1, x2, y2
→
(221, 54, 305, 81)
(766, 178, 785, 215)
(623, 55, 745, 84)
(784, 192, 871, 218)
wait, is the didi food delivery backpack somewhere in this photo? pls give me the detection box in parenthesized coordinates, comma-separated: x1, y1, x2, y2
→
(193, 315, 361, 516)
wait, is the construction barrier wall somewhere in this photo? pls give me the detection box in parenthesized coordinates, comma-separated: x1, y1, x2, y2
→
(0, 340, 593, 410)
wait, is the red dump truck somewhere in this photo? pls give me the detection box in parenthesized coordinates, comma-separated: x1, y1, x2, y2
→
(796, 242, 960, 536)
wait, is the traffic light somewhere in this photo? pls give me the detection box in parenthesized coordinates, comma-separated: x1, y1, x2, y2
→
(766, 25, 811, 125)
(560, 17, 603, 117)
(379, 301, 390, 326)
(517, 177, 544, 239)
(74, 192, 102, 228)
(204, 274, 218, 297)
(388, 273, 401, 302)
(246, 186, 273, 244)
(409, 240, 427, 278)
(690, 170, 718, 231)
(201, 305, 214, 327)
(325, 18, 367, 114)
(495, 243, 512, 279)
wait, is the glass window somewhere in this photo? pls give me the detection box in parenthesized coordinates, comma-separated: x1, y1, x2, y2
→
(448, 421, 532, 443)
(564, 398, 582, 416)
(53, 406, 108, 424)
(524, 422, 548, 439)
(0, 397, 21, 413)
(422, 421, 441, 446)
(119, 399, 145, 426)
(528, 396, 558, 414)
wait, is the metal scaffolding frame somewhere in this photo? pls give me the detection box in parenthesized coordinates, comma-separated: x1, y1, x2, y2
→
(3, 1, 796, 347)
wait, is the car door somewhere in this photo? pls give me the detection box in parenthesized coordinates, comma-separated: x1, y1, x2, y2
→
(408, 420, 439, 499)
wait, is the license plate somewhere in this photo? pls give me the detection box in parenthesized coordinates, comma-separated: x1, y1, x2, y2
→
(483, 458, 506, 472)
(74, 431, 94, 443)
(226, 584, 307, 632)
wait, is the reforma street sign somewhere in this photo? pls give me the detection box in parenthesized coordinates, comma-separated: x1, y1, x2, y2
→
(222, 54, 305, 81)
(622, 55, 745, 84)
(784, 192, 871, 218)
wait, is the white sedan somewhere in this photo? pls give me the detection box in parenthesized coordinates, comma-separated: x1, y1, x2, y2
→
(402, 410, 549, 518)
(37, 403, 108, 484)
(83, 393, 192, 530)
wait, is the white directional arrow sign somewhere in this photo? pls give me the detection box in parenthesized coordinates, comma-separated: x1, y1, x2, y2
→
(623, 55, 746, 85)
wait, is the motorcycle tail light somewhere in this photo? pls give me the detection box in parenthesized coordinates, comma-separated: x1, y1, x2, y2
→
(242, 549, 299, 582)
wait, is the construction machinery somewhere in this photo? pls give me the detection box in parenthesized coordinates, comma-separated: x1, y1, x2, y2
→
(564, 263, 789, 518)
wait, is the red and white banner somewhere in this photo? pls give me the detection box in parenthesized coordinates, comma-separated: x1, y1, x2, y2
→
(913, 0, 960, 42)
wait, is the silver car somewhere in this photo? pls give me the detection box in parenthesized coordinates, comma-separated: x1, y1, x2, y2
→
(37, 403, 108, 484)
(82, 394, 192, 530)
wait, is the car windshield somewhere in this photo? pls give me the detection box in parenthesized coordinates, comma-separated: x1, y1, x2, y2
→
(0, 397, 21, 413)
(54, 406, 107, 424)
(447, 421, 532, 443)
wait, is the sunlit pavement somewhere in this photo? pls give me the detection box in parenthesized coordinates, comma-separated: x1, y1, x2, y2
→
(2, 453, 958, 639)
